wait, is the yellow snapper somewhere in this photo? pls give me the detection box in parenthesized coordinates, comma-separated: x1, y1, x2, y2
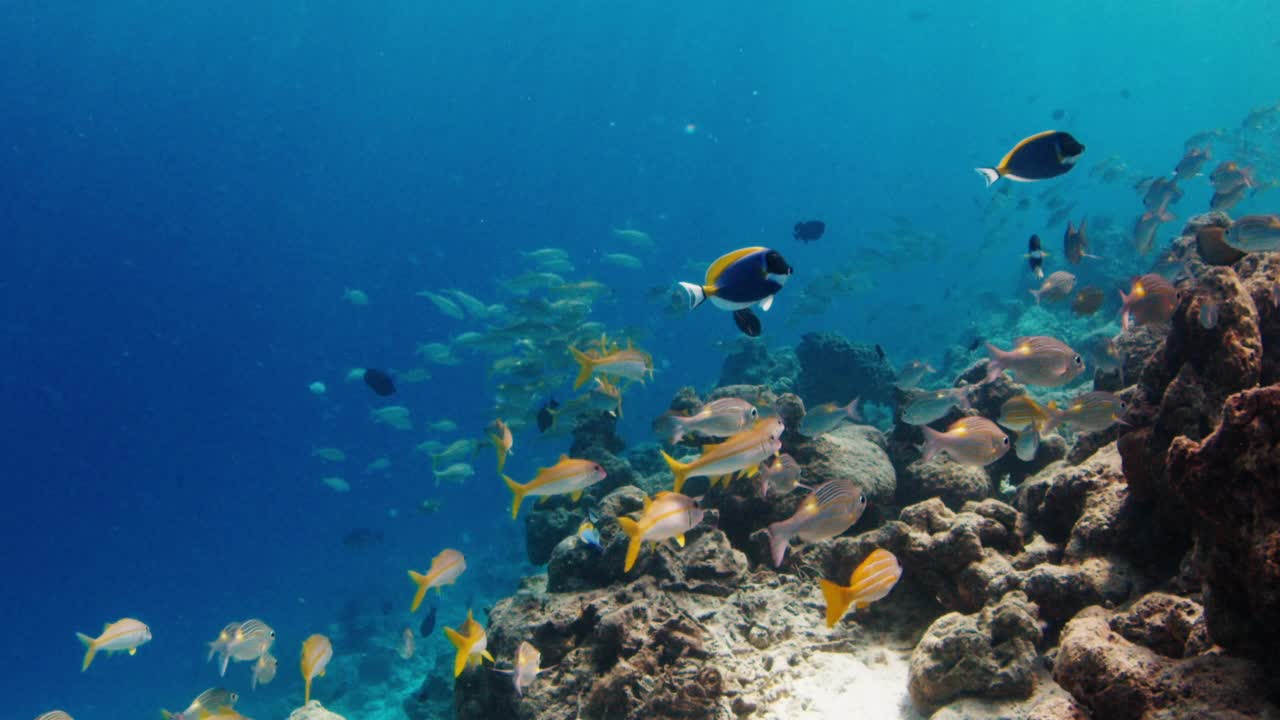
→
(616, 492, 706, 572)
(920, 416, 1010, 466)
(652, 397, 758, 444)
(444, 610, 495, 677)
(766, 478, 867, 567)
(300, 634, 333, 704)
(494, 640, 545, 696)
(569, 344, 654, 390)
(503, 457, 607, 519)
(798, 398, 861, 437)
(755, 452, 804, 498)
(251, 653, 277, 690)
(818, 549, 903, 628)
(901, 387, 971, 425)
(408, 548, 467, 612)
(161, 687, 240, 720)
(1063, 391, 1128, 431)
(486, 418, 514, 473)
(76, 618, 151, 671)
(660, 417, 784, 494)
(997, 395, 1064, 434)
(984, 336, 1085, 387)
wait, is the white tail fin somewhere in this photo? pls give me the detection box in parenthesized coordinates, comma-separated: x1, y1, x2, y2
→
(678, 282, 707, 309)
(766, 525, 790, 568)
(975, 167, 1001, 188)
(983, 343, 1005, 383)
(918, 426, 943, 463)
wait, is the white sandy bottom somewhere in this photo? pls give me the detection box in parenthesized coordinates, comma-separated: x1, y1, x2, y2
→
(759, 650, 921, 720)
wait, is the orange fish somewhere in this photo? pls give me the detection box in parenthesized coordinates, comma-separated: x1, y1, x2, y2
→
(444, 609, 494, 677)
(503, 456, 607, 519)
(984, 336, 1084, 387)
(485, 418, 513, 472)
(919, 416, 1010, 466)
(300, 634, 333, 704)
(408, 548, 466, 612)
(818, 549, 903, 627)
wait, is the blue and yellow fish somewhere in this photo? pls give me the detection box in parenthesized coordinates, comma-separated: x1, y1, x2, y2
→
(678, 247, 792, 336)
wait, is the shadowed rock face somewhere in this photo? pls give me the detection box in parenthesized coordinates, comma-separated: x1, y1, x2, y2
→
(795, 331, 896, 406)
(1168, 386, 1280, 662)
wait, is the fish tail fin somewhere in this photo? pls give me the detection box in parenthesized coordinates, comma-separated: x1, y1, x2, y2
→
(219, 648, 230, 677)
(569, 346, 595, 390)
(975, 167, 1001, 188)
(408, 570, 429, 612)
(616, 516, 644, 572)
(766, 524, 790, 568)
(660, 450, 691, 494)
(819, 578, 855, 628)
(1041, 404, 1066, 435)
(77, 632, 97, 671)
(983, 343, 1005, 383)
(1030, 288, 1041, 305)
(160, 711, 174, 720)
(846, 397, 862, 422)
(919, 426, 944, 463)
(677, 281, 708, 309)
(444, 627, 472, 677)
(503, 475, 527, 520)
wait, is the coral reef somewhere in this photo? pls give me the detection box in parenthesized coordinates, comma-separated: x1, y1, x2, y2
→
(288, 701, 347, 720)
(795, 331, 896, 406)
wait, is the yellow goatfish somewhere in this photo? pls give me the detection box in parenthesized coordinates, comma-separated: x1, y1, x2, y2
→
(300, 634, 332, 704)
(660, 417, 784, 493)
(444, 609, 495, 677)
(616, 492, 706, 572)
(408, 548, 467, 612)
(569, 344, 653, 390)
(503, 456, 607, 519)
(486, 418, 513, 472)
(818, 549, 903, 628)
(76, 618, 151, 671)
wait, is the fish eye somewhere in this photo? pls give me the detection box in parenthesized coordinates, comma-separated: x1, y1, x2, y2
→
(1119, 401, 1128, 409)
(1002, 437, 1011, 446)
(1073, 355, 1084, 367)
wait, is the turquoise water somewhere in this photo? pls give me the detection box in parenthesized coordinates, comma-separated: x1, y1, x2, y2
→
(3, 2, 1277, 718)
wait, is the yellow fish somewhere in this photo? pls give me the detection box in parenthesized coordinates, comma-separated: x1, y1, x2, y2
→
(300, 634, 332, 704)
(76, 618, 151, 671)
(502, 456, 607, 519)
(616, 492, 706, 572)
(162, 687, 239, 720)
(568, 344, 653, 390)
(659, 417, 783, 493)
(818, 549, 903, 628)
(486, 418, 513, 472)
(408, 548, 467, 612)
(444, 609, 495, 677)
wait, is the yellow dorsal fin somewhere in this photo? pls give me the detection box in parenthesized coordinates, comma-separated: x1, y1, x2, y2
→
(675, 534, 686, 547)
(704, 247, 766, 285)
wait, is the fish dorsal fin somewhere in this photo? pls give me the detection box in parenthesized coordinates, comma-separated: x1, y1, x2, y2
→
(558, 454, 569, 462)
(760, 295, 774, 312)
(704, 247, 766, 285)
(675, 534, 686, 548)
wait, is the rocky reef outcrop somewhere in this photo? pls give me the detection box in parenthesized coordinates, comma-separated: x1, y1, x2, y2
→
(795, 331, 895, 406)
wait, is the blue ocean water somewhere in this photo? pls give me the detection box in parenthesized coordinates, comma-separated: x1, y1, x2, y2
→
(2, 2, 1276, 717)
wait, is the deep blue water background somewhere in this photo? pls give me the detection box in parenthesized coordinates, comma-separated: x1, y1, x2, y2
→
(2, 2, 1276, 717)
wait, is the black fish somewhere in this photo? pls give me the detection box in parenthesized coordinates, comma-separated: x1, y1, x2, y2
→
(363, 368, 396, 397)
(1026, 234, 1046, 278)
(792, 220, 826, 243)
(342, 527, 384, 549)
(732, 308, 762, 337)
(968, 336, 984, 352)
(419, 603, 437, 638)
(537, 398, 560, 433)
(976, 131, 1085, 186)
(1052, 108, 1066, 120)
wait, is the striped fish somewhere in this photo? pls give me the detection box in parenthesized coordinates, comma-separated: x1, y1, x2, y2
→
(766, 478, 867, 567)
(818, 549, 903, 628)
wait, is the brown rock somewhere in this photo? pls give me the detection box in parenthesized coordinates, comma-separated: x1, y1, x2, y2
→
(1167, 385, 1280, 661)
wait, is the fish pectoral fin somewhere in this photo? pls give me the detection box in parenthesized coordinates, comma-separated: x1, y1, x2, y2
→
(760, 295, 774, 312)
(319, 668, 326, 677)
(744, 464, 760, 478)
(128, 648, 137, 656)
(483, 651, 496, 662)
(570, 490, 583, 502)
(674, 534, 686, 548)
